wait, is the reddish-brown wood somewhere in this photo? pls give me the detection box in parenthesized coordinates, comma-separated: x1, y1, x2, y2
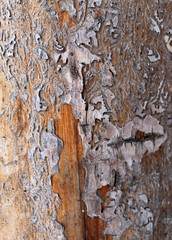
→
(52, 105, 112, 240)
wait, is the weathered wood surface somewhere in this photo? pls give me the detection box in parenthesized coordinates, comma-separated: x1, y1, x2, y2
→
(0, 0, 172, 239)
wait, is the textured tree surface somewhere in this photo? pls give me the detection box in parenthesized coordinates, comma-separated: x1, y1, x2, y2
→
(0, 0, 172, 239)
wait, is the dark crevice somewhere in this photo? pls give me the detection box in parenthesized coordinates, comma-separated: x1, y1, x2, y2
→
(108, 131, 164, 148)
(113, 170, 120, 188)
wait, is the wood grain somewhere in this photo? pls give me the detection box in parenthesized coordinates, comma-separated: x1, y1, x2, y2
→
(53, 104, 112, 240)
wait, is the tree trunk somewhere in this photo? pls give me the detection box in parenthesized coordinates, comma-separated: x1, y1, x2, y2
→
(0, 0, 171, 239)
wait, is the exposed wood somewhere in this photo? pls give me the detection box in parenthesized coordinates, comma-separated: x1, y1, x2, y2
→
(53, 104, 85, 240)
(53, 104, 112, 240)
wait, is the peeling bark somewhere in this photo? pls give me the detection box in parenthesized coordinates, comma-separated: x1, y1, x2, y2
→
(0, 0, 172, 239)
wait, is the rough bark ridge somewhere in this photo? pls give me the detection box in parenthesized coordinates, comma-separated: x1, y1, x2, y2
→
(0, 0, 171, 239)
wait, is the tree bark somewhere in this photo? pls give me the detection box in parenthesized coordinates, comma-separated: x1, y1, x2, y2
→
(0, 0, 171, 240)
